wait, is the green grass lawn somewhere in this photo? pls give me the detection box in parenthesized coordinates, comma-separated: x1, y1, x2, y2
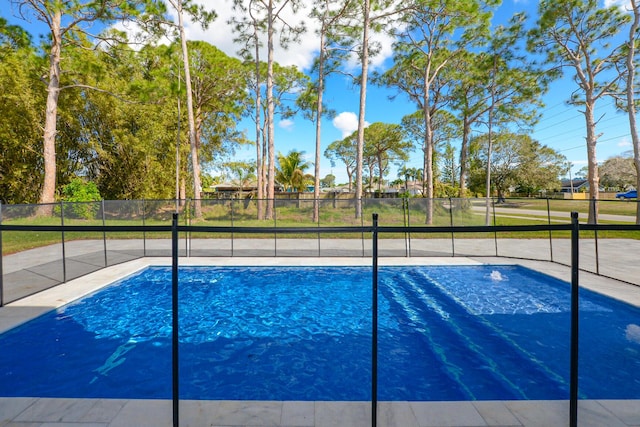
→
(2, 198, 640, 255)
(498, 197, 639, 216)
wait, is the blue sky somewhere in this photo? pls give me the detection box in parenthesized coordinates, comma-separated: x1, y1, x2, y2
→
(224, 0, 637, 184)
(200, 0, 632, 182)
(2, 0, 637, 185)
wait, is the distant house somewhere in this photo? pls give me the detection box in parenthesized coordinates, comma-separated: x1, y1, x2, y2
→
(560, 178, 589, 193)
(209, 182, 258, 198)
(406, 181, 424, 196)
(327, 185, 351, 193)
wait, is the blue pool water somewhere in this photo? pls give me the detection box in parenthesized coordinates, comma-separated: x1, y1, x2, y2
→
(0, 265, 639, 401)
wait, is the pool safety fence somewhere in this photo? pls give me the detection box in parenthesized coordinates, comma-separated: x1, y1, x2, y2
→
(2, 197, 640, 305)
(159, 212, 584, 427)
(2, 210, 640, 427)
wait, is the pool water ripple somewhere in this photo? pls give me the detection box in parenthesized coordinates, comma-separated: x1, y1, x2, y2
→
(0, 265, 638, 401)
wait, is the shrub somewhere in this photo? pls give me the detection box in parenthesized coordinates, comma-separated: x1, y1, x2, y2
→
(61, 178, 102, 219)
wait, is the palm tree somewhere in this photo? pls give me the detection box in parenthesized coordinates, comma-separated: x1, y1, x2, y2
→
(225, 161, 256, 198)
(276, 150, 312, 192)
(398, 166, 424, 196)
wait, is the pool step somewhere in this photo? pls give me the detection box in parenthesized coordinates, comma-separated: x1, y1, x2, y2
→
(380, 277, 485, 400)
(405, 269, 569, 399)
(381, 274, 524, 400)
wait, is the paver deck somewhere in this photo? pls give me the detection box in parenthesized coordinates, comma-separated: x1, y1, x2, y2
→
(3, 397, 640, 426)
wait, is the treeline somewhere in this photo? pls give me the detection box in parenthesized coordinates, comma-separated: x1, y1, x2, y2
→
(1, 1, 639, 226)
(0, 25, 254, 203)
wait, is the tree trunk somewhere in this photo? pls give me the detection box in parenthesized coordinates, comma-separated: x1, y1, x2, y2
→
(377, 154, 383, 193)
(180, 178, 186, 205)
(38, 9, 62, 216)
(424, 144, 434, 224)
(423, 73, 434, 225)
(459, 118, 471, 197)
(175, 94, 181, 209)
(313, 29, 326, 223)
(355, 0, 370, 219)
(262, 128, 268, 203)
(176, 0, 202, 219)
(265, 0, 276, 220)
(485, 59, 497, 226)
(484, 130, 494, 225)
(585, 94, 599, 224)
(627, 0, 640, 224)
(253, 19, 264, 220)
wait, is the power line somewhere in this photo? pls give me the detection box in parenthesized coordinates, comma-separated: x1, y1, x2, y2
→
(553, 133, 630, 154)
(534, 112, 584, 133)
(538, 100, 570, 114)
(532, 99, 618, 131)
(597, 133, 630, 144)
(540, 118, 629, 144)
(556, 144, 584, 153)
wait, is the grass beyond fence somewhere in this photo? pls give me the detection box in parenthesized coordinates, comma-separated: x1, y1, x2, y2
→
(2, 197, 639, 255)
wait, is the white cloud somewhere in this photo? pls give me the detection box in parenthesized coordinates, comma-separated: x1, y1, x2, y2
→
(343, 30, 397, 71)
(618, 136, 632, 148)
(604, 0, 631, 9)
(156, 1, 397, 72)
(333, 112, 369, 138)
(279, 119, 294, 131)
(180, 1, 315, 69)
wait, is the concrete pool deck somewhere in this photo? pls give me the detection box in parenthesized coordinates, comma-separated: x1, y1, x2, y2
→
(3, 397, 640, 427)
(1, 256, 639, 427)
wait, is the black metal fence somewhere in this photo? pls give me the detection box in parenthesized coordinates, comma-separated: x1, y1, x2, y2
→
(2, 197, 640, 305)
(165, 212, 632, 427)
(2, 203, 640, 427)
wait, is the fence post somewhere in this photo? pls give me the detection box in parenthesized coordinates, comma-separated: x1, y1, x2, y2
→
(449, 198, 455, 256)
(273, 198, 278, 256)
(185, 199, 190, 257)
(570, 211, 579, 427)
(60, 201, 67, 283)
(406, 198, 412, 257)
(102, 200, 108, 267)
(402, 197, 408, 257)
(547, 198, 554, 262)
(371, 213, 378, 427)
(230, 199, 235, 257)
(142, 200, 147, 257)
(317, 197, 321, 256)
(492, 197, 498, 256)
(172, 213, 180, 427)
(591, 198, 600, 275)
(361, 199, 366, 257)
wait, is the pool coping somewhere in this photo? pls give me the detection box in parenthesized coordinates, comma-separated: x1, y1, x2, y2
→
(1, 257, 639, 426)
(2, 397, 640, 426)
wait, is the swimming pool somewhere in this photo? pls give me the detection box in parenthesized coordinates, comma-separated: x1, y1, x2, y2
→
(0, 265, 638, 401)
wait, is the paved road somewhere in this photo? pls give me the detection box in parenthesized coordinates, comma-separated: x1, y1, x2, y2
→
(473, 205, 637, 223)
